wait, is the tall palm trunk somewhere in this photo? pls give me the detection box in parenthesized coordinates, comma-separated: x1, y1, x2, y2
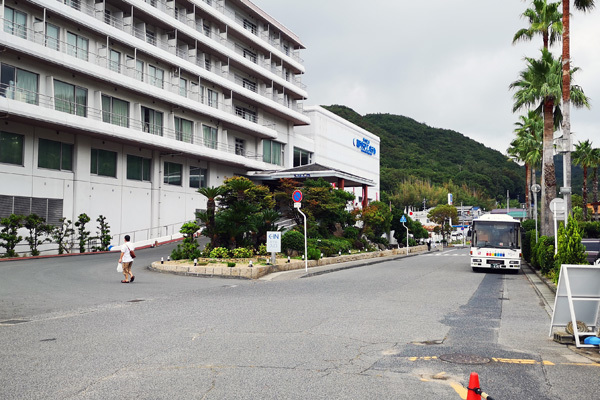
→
(562, 0, 572, 216)
(541, 99, 556, 236)
(583, 167, 589, 220)
(525, 163, 531, 218)
(593, 167, 599, 220)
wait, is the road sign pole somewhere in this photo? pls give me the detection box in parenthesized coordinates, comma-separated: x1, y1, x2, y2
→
(294, 202, 308, 272)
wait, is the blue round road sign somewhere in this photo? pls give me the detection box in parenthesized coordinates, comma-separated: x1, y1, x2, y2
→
(292, 190, 303, 203)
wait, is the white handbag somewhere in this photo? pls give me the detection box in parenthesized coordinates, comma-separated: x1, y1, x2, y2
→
(117, 262, 123, 272)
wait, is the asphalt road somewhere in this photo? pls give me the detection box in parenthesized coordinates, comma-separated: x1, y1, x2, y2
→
(1, 245, 599, 399)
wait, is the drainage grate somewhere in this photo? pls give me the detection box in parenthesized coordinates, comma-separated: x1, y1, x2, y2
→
(128, 299, 145, 303)
(0, 320, 29, 325)
(439, 353, 491, 365)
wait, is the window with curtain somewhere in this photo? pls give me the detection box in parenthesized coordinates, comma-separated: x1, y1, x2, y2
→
(189, 166, 207, 188)
(263, 140, 283, 166)
(235, 138, 245, 156)
(4, 7, 27, 39)
(38, 138, 73, 171)
(109, 49, 121, 73)
(202, 125, 217, 149)
(141, 106, 163, 136)
(126, 155, 151, 181)
(174, 117, 193, 143)
(0, 63, 39, 105)
(46, 23, 60, 51)
(164, 162, 182, 186)
(66, 32, 88, 61)
(135, 59, 144, 82)
(207, 89, 218, 108)
(148, 65, 164, 88)
(293, 147, 313, 167)
(54, 80, 87, 116)
(102, 95, 129, 127)
(235, 106, 257, 123)
(0, 131, 24, 166)
(91, 148, 117, 177)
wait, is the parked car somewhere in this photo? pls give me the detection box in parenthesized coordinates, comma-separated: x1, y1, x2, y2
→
(581, 239, 600, 264)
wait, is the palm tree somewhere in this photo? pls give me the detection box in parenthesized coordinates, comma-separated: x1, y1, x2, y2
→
(197, 186, 225, 246)
(510, 48, 590, 235)
(573, 140, 594, 220)
(562, 0, 595, 216)
(591, 147, 600, 220)
(513, 0, 562, 49)
(508, 111, 543, 218)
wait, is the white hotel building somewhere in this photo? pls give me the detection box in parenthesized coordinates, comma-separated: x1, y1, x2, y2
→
(0, 0, 379, 246)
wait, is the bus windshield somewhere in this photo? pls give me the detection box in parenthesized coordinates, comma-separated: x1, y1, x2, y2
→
(472, 221, 520, 249)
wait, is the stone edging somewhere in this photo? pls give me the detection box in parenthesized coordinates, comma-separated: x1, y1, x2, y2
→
(150, 245, 431, 279)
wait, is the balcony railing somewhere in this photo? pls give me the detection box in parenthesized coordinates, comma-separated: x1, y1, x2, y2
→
(0, 85, 264, 161)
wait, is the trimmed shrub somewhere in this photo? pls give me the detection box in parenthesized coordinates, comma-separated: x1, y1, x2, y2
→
(307, 246, 321, 260)
(282, 230, 305, 253)
(343, 226, 360, 240)
(227, 262, 236, 268)
(210, 247, 230, 258)
(521, 219, 537, 232)
(231, 247, 253, 258)
(533, 236, 554, 275)
(522, 230, 534, 263)
(580, 221, 600, 238)
(257, 243, 268, 256)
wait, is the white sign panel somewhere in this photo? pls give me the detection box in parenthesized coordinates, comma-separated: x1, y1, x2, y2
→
(266, 231, 281, 253)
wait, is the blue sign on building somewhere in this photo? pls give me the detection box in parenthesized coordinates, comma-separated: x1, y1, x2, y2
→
(353, 138, 377, 156)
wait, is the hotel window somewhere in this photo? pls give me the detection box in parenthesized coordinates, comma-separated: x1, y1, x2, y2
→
(202, 125, 217, 149)
(204, 55, 211, 72)
(145, 0, 157, 7)
(263, 140, 283, 166)
(235, 138, 245, 156)
(174, 117, 193, 143)
(179, 77, 187, 97)
(0, 131, 24, 166)
(207, 89, 218, 108)
(64, 0, 81, 11)
(54, 80, 87, 116)
(294, 147, 313, 167)
(4, 7, 27, 39)
(243, 49, 257, 64)
(66, 32, 89, 61)
(242, 78, 257, 93)
(135, 59, 144, 82)
(38, 138, 73, 171)
(203, 24, 210, 37)
(46, 23, 60, 51)
(91, 148, 117, 177)
(148, 65, 164, 88)
(146, 30, 156, 46)
(141, 106, 163, 136)
(243, 19, 257, 35)
(283, 44, 289, 56)
(164, 162, 182, 186)
(102, 95, 129, 127)
(235, 106, 256, 123)
(127, 155, 151, 181)
(109, 49, 121, 73)
(0, 64, 39, 105)
(189, 166, 207, 189)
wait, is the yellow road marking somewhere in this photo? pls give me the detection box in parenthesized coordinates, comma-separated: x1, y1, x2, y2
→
(403, 356, 598, 367)
(449, 381, 468, 399)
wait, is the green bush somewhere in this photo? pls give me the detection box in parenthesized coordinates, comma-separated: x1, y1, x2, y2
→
(210, 247, 230, 258)
(308, 238, 352, 257)
(257, 243, 268, 256)
(227, 262, 236, 268)
(580, 221, 600, 238)
(171, 242, 201, 261)
(343, 226, 360, 240)
(307, 246, 321, 260)
(521, 219, 537, 232)
(231, 247, 253, 258)
(552, 217, 588, 283)
(532, 236, 555, 275)
(282, 230, 305, 253)
(522, 230, 534, 263)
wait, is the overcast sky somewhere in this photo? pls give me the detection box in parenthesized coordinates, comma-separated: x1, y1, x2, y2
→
(253, 0, 599, 154)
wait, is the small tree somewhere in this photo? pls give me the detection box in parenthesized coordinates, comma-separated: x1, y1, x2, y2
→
(74, 213, 91, 253)
(0, 214, 24, 258)
(51, 217, 75, 255)
(171, 221, 201, 260)
(24, 214, 51, 256)
(428, 205, 458, 242)
(95, 215, 111, 251)
(553, 216, 588, 283)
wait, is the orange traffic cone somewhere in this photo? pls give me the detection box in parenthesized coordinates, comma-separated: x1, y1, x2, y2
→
(466, 372, 482, 400)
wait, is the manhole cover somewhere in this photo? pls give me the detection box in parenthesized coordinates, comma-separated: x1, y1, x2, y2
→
(439, 353, 491, 365)
(0, 320, 29, 325)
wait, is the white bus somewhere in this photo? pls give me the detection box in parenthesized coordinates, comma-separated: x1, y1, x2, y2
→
(470, 214, 522, 273)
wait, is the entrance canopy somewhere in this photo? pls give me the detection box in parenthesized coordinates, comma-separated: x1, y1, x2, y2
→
(247, 163, 375, 188)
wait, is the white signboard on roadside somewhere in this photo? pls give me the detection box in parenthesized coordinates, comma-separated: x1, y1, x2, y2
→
(266, 231, 281, 253)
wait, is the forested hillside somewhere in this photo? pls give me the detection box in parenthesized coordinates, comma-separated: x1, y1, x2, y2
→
(323, 105, 526, 209)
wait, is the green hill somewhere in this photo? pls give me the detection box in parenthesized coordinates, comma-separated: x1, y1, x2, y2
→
(323, 105, 526, 208)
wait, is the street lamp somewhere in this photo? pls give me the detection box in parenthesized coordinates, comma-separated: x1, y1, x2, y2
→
(531, 183, 541, 243)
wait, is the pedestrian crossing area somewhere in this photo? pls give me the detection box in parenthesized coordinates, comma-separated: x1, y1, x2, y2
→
(422, 251, 468, 257)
